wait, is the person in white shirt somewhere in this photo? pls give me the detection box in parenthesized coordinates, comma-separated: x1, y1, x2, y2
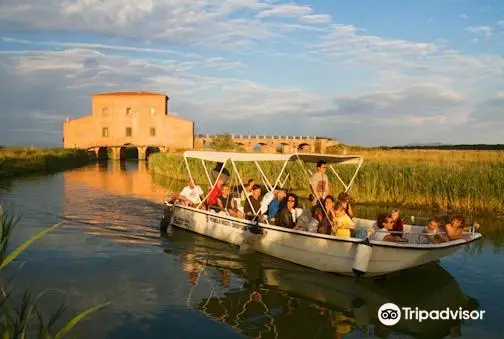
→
(178, 179, 204, 207)
(310, 160, 330, 202)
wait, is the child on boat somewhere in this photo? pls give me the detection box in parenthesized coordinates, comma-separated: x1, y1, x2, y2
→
(422, 217, 449, 244)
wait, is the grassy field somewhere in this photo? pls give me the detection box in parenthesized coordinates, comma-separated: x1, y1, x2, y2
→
(148, 149, 504, 215)
(0, 147, 92, 178)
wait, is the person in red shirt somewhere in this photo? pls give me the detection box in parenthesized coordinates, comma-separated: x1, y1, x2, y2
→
(207, 177, 224, 209)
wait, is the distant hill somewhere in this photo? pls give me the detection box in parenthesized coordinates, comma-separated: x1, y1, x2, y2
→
(390, 144, 504, 150)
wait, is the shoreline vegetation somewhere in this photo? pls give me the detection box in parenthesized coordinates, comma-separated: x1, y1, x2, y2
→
(0, 147, 93, 179)
(148, 148, 504, 216)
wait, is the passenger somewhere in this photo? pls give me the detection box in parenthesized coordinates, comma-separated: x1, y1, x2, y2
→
(294, 206, 324, 232)
(316, 195, 335, 235)
(276, 193, 298, 229)
(337, 192, 354, 218)
(211, 162, 231, 183)
(240, 179, 255, 206)
(260, 188, 276, 215)
(373, 214, 403, 242)
(445, 215, 468, 240)
(390, 208, 404, 237)
(423, 217, 449, 243)
(324, 195, 336, 221)
(244, 184, 262, 221)
(332, 200, 354, 238)
(266, 189, 287, 221)
(178, 179, 204, 207)
(310, 160, 330, 203)
(217, 184, 244, 218)
(207, 177, 224, 210)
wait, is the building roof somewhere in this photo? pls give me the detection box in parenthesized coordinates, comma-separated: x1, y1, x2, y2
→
(92, 91, 168, 97)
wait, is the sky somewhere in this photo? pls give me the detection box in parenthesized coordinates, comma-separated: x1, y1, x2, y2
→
(0, 0, 503, 147)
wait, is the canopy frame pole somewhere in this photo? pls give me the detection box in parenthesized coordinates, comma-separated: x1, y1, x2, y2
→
(271, 159, 289, 191)
(329, 166, 349, 192)
(328, 157, 363, 193)
(184, 156, 195, 187)
(196, 160, 226, 209)
(346, 157, 364, 193)
(279, 173, 289, 188)
(201, 159, 213, 188)
(254, 161, 273, 192)
(294, 154, 334, 229)
(230, 159, 259, 218)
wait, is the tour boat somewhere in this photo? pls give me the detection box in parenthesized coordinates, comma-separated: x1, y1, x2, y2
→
(162, 151, 482, 277)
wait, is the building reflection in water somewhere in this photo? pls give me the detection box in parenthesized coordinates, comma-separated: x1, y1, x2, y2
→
(167, 228, 478, 339)
(62, 160, 176, 247)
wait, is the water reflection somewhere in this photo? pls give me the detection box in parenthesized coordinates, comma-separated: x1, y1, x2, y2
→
(162, 227, 479, 339)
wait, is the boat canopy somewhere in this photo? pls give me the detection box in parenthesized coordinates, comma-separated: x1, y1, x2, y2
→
(183, 151, 362, 165)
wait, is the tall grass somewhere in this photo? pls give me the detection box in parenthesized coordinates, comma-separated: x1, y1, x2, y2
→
(148, 150, 504, 215)
(0, 147, 92, 178)
(0, 206, 109, 338)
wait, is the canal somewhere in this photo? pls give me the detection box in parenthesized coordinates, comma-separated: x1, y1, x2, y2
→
(1, 161, 503, 338)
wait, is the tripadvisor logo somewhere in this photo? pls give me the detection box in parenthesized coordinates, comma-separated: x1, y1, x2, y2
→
(378, 303, 485, 326)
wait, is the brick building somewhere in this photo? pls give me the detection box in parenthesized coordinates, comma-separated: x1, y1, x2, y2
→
(63, 91, 194, 159)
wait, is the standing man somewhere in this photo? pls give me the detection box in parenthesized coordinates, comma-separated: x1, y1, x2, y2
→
(310, 160, 330, 202)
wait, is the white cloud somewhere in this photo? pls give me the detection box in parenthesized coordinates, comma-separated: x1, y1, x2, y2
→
(498, 20, 504, 27)
(257, 4, 312, 18)
(300, 14, 331, 24)
(465, 25, 492, 39)
(460, 14, 468, 19)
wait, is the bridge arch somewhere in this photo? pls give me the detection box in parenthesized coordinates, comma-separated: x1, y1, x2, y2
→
(120, 144, 139, 159)
(276, 142, 290, 153)
(145, 146, 160, 159)
(297, 143, 312, 152)
(253, 142, 267, 152)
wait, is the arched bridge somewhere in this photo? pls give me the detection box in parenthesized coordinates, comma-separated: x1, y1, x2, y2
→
(195, 134, 339, 153)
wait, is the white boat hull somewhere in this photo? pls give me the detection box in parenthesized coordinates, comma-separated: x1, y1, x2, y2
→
(167, 204, 482, 277)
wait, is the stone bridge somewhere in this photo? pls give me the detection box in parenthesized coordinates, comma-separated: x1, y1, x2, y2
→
(195, 134, 339, 153)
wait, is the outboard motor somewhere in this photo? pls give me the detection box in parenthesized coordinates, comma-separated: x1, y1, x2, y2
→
(160, 204, 174, 233)
(239, 219, 263, 255)
(352, 237, 373, 277)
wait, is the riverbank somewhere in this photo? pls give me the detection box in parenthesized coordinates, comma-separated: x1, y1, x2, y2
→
(148, 150, 504, 215)
(0, 147, 93, 178)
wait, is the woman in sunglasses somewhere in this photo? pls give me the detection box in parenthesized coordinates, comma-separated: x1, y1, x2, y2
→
(276, 193, 298, 229)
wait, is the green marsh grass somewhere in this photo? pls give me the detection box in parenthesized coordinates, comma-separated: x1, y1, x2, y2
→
(0, 147, 92, 178)
(148, 150, 504, 215)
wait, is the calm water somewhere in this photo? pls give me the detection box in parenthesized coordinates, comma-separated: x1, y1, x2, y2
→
(1, 161, 503, 339)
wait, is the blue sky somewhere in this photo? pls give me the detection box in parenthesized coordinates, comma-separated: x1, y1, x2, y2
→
(0, 0, 503, 146)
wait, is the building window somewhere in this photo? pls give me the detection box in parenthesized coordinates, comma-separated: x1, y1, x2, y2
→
(126, 127, 132, 137)
(150, 127, 156, 136)
(102, 107, 109, 116)
(102, 127, 108, 137)
(126, 107, 132, 116)
(150, 107, 156, 115)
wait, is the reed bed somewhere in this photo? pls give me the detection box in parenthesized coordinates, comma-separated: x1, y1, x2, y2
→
(0, 147, 92, 178)
(148, 150, 504, 215)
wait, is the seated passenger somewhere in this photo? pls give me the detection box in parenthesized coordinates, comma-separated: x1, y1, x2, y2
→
(315, 195, 335, 235)
(294, 206, 324, 233)
(178, 179, 204, 207)
(207, 177, 224, 210)
(217, 184, 244, 218)
(445, 215, 471, 240)
(373, 214, 403, 242)
(391, 208, 404, 237)
(332, 200, 354, 238)
(260, 188, 276, 215)
(267, 189, 286, 221)
(276, 193, 298, 229)
(423, 217, 449, 243)
(244, 184, 262, 221)
(337, 192, 354, 218)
